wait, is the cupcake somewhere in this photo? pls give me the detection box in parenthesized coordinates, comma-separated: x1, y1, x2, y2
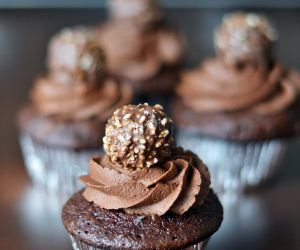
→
(17, 26, 133, 199)
(173, 12, 300, 194)
(62, 103, 223, 250)
(97, 0, 184, 103)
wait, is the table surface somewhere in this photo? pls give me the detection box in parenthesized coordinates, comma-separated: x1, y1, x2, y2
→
(0, 8, 300, 250)
(1, 139, 300, 250)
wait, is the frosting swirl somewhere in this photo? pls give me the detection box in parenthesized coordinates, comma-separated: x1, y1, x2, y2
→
(31, 75, 132, 121)
(81, 148, 210, 216)
(177, 59, 299, 116)
(97, 20, 184, 82)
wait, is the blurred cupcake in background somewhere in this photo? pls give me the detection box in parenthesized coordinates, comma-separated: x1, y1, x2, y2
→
(17, 26, 133, 200)
(173, 12, 300, 195)
(97, 0, 184, 104)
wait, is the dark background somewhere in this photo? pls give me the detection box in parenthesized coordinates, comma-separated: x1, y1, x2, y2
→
(0, 2, 300, 250)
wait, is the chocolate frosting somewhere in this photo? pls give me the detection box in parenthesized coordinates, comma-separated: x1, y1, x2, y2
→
(97, 19, 184, 82)
(31, 75, 132, 122)
(81, 148, 211, 216)
(178, 59, 300, 116)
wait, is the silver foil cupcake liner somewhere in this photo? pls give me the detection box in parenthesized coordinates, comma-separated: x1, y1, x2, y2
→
(19, 133, 99, 203)
(176, 131, 287, 195)
(69, 234, 209, 250)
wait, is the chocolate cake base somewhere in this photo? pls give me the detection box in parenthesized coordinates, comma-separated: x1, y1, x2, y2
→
(62, 190, 223, 250)
(172, 98, 300, 141)
(17, 105, 106, 150)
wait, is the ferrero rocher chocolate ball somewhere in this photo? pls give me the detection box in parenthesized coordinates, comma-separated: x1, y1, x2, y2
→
(108, 0, 162, 23)
(48, 27, 105, 82)
(214, 12, 277, 67)
(103, 103, 174, 170)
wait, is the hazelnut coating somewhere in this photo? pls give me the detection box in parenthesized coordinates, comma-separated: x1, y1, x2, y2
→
(214, 12, 277, 68)
(48, 27, 105, 83)
(103, 103, 174, 170)
(78, 42, 106, 83)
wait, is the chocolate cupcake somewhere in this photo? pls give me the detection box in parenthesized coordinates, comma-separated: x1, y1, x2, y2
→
(62, 104, 223, 250)
(173, 12, 300, 194)
(97, 0, 184, 103)
(17, 26, 133, 200)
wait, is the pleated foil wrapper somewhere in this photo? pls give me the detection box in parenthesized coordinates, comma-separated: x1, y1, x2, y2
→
(69, 234, 209, 250)
(176, 130, 287, 195)
(19, 133, 99, 203)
